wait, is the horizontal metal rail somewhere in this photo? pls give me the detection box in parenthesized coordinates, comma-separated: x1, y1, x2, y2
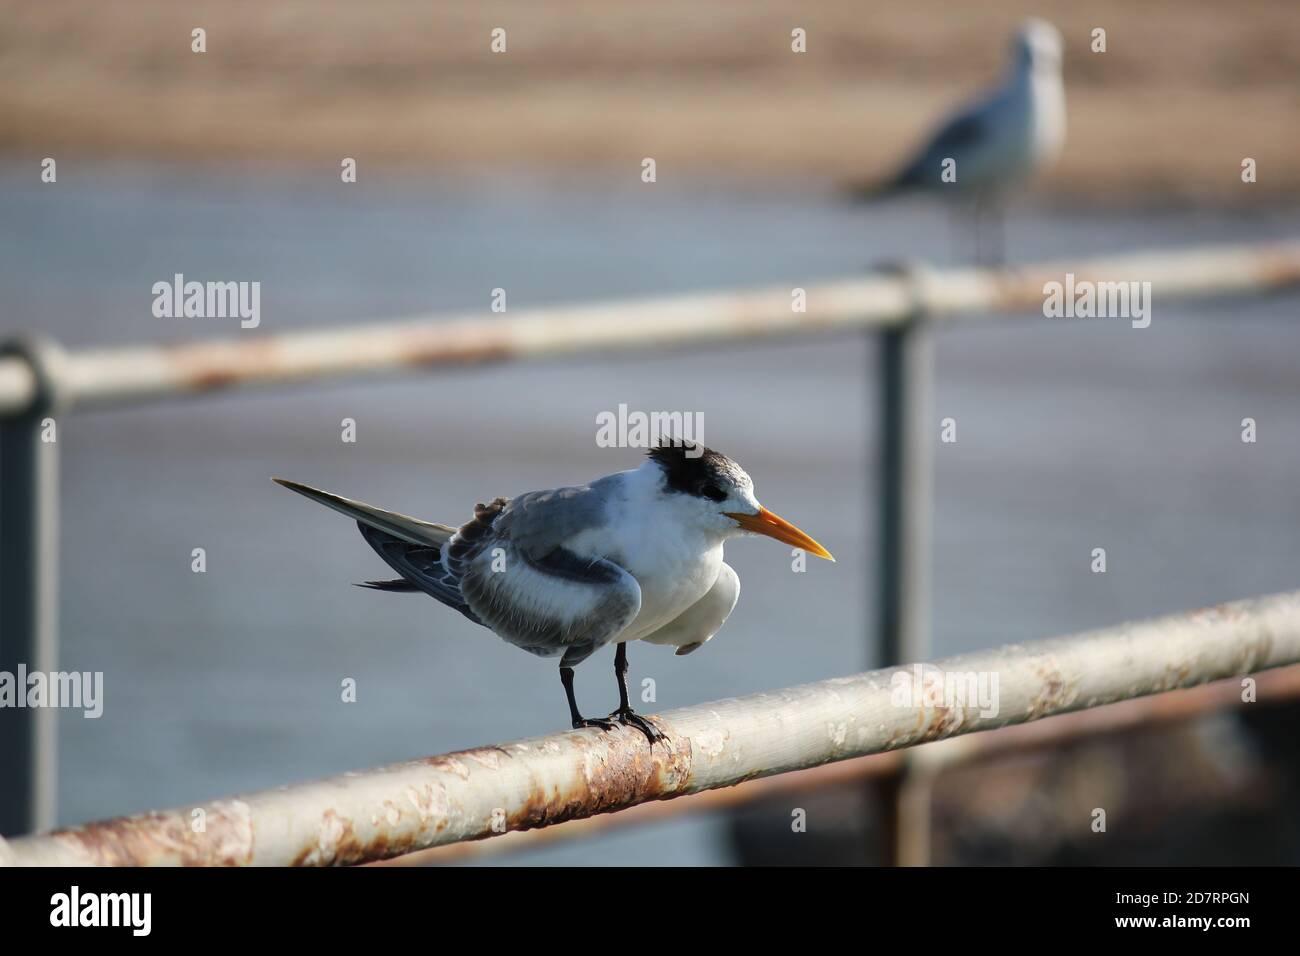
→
(2, 240, 1298, 416)
(388, 663, 1300, 864)
(3, 588, 1298, 867)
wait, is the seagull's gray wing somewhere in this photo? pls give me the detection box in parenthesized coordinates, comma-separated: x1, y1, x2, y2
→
(447, 484, 642, 665)
(888, 106, 991, 193)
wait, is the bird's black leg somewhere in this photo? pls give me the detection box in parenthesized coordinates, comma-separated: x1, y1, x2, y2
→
(607, 643, 667, 744)
(560, 666, 614, 732)
(987, 199, 1006, 268)
(971, 195, 1006, 268)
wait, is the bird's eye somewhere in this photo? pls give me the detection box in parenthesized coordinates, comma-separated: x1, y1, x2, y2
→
(701, 483, 727, 502)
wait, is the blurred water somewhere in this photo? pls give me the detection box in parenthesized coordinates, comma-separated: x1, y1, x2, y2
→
(2, 164, 1298, 864)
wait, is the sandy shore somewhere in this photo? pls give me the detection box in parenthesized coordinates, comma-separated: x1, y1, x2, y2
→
(1, 0, 1298, 204)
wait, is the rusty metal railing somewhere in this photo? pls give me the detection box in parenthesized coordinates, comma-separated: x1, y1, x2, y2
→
(387, 663, 1300, 865)
(3, 588, 1298, 866)
(2, 239, 1299, 845)
(1, 241, 1298, 415)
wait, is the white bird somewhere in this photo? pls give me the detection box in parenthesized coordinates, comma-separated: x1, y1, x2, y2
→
(273, 441, 833, 743)
(865, 18, 1066, 263)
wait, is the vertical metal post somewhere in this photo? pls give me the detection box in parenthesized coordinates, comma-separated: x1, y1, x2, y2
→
(876, 321, 932, 668)
(873, 269, 934, 866)
(0, 338, 64, 836)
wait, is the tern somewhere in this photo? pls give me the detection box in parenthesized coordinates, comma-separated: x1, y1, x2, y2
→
(859, 18, 1065, 263)
(273, 441, 833, 743)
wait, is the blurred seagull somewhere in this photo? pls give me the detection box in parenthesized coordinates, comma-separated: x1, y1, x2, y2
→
(273, 441, 833, 743)
(862, 18, 1065, 263)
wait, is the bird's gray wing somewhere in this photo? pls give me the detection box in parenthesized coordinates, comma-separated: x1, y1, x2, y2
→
(274, 475, 640, 664)
(640, 561, 740, 656)
(888, 109, 990, 192)
(488, 480, 617, 559)
(447, 485, 641, 664)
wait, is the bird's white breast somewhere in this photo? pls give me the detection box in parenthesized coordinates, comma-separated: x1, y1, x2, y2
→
(565, 470, 724, 642)
(963, 60, 1064, 193)
(1027, 65, 1065, 167)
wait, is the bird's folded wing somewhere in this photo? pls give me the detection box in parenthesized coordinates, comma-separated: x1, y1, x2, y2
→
(489, 479, 616, 557)
(893, 110, 991, 189)
(452, 482, 642, 658)
(459, 544, 641, 659)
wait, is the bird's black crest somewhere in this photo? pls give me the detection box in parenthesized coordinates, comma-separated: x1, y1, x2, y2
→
(646, 440, 740, 501)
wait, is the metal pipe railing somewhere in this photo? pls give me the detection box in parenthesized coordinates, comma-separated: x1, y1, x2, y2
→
(4, 588, 1298, 867)
(1, 241, 1298, 415)
(389, 663, 1300, 865)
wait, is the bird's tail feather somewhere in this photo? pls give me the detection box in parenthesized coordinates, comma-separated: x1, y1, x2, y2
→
(271, 477, 456, 547)
(844, 173, 913, 205)
(355, 579, 420, 592)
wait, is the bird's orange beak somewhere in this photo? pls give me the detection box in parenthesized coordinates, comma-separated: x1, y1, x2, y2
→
(725, 507, 835, 561)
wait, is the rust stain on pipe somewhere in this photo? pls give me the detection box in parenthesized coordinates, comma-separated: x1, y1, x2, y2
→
(506, 731, 692, 833)
(157, 331, 519, 398)
(291, 809, 362, 867)
(161, 338, 286, 393)
(398, 337, 516, 370)
(1027, 660, 1079, 720)
(40, 800, 254, 867)
(988, 270, 1055, 312)
(288, 724, 693, 866)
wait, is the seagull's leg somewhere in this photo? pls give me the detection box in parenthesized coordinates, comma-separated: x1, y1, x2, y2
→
(607, 642, 667, 744)
(560, 663, 615, 732)
(947, 203, 966, 266)
(989, 198, 1007, 267)
(971, 194, 1006, 268)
